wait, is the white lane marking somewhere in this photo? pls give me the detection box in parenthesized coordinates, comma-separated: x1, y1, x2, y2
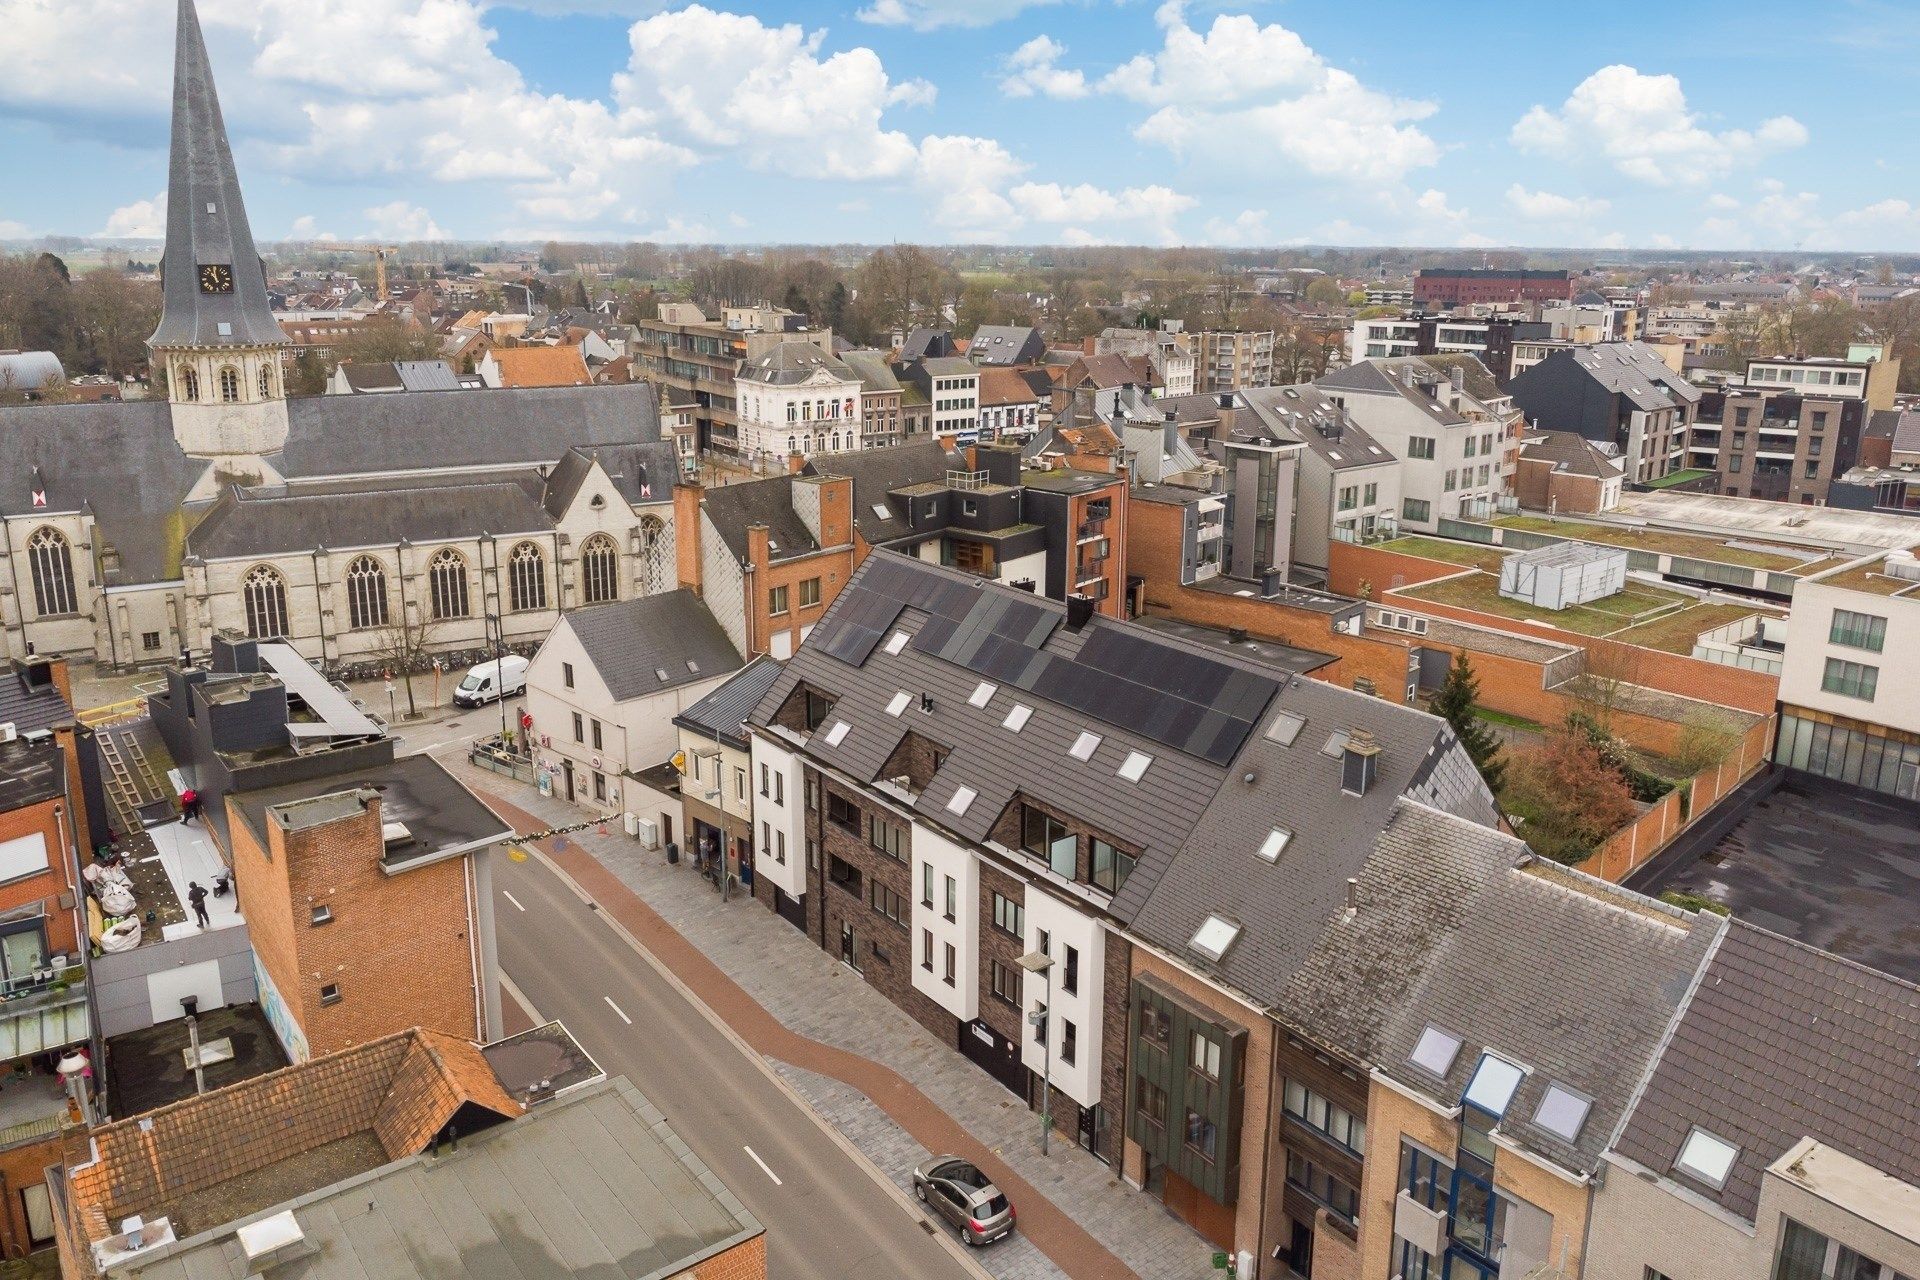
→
(502, 890, 526, 912)
(500, 972, 543, 1025)
(744, 1145, 783, 1186)
(604, 996, 633, 1025)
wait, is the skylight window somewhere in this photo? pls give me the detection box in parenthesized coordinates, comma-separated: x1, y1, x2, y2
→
(1409, 1025, 1462, 1079)
(1265, 711, 1306, 747)
(1117, 751, 1152, 782)
(1069, 731, 1102, 761)
(884, 631, 909, 655)
(1190, 915, 1240, 962)
(872, 503, 891, 520)
(655, 667, 670, 682)
(968, 681, 997, 708)
(1533, 1084, 1592, 1144)
(946, 786, 976, 816)
(823, 721, 850, 747)
(686, 659, 700, 673)
(885, 691, 912, 717)
(1321, 729, 1352, 759)
(1675, 1128, 1739, 1189)
(1258, 828, 1292, 862)
(1003, 704, 1033, 732)
(1463, 1054, 1526, 1118)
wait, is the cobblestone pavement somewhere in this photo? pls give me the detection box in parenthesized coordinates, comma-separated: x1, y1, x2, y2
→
(438, 751, 1218, 1280)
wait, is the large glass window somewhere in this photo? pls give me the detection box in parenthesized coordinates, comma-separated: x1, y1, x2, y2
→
(1829, 609, 1887, 653)
(1283, 1079, 1366, 1154)
(344, 555, 389, 630)
(1286, 1151, 1358, 1224)
(991, 891, 1023, 938)
(508, 541, 547, 612)
(243, 565, 289, 639)
(1091, 838, 1135, 895)
(580, 533, 619, 604)
(1022, 806, 1077, 878)
(1822, 658, 1878, 701)
(428, 548, 470, 620)
(25, 527, 77, 617)
(1772, 1218, 1914, 1280)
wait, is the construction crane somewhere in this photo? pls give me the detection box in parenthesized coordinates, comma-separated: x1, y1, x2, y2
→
(360, 245, 393, 302)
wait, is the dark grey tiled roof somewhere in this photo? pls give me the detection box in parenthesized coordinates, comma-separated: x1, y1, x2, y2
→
(278, 383, 662, 480)
(1315, 359, 1470, 426)
(0, 664, 74, 736)
(698, 476, 821, 564)
(1559, 341, 1702, 411)
(149, 0, 286, 351)
(564, 590, 743, 702)
(1613, 919, 1920, 1221)
(1418, 353, 1504, 403)
(674, 656, 784, 747)
(838, 349, 902, 394)
(1520, 430, 1624, 479)
(739, 342, 857, 386)
(1283, 804, 1719, 1175)
(968, 326, 1045, 365)
(804, 441, 967, 545)
(900, 328, 955, 362)
(187, 480, 552, 559)
(1239, 385, 1396, 470)
(0, 399, 209, 585)
(540, 448, 594, 519)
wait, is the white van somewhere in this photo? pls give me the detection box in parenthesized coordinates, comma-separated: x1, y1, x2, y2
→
(453, 654, 529, 708)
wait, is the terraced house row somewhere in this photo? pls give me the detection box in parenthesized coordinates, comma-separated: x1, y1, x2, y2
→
(715, 552, 1920, 1280)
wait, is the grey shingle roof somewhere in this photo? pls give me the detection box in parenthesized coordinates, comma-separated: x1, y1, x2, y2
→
(1559, 341, 1702, 411)
(1281, 803, 1719, 1175)
(187, 479, 552, 559)
(563, 590, 743, 702)
(803, 441, 968, 545)
(900, 328, 955, 361)
(540, 447, 594, 519)
(967, 325, 1045, 365)
(1315, 359, 1470, 426)
(149, 0, 286, 352)
(0, 663, 74, 736)
(1520, 430, 1624, 479)
(698, 476, 823, 564)
(838, 349, 902, 394)
(674, 656, 785, 748)
(278, 383, 663, 481)
(739, 341, 857, 386)
(1612, 919, 1920, 1221)
(1239, 384, 1396, 470)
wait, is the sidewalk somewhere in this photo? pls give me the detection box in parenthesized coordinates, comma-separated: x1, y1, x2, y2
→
(438, 751, 1217, 1280)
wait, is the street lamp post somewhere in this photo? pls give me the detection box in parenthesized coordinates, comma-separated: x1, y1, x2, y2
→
(1018, 949, 1054, 1156)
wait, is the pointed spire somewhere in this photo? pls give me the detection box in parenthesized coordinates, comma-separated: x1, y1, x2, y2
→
(148, 0, 285, 352)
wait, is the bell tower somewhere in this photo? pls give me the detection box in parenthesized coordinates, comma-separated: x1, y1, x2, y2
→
(148, 0, 290, 461)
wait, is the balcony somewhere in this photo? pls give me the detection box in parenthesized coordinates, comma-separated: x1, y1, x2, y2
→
(1196, 521, 1224, 541)
(1077, 516, 1109, 542)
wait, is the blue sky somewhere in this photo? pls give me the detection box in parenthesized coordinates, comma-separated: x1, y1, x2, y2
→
(2, 0, 1917, 250)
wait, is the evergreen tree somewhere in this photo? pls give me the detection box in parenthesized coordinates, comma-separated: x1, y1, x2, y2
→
(1432, 654, 1505, 792)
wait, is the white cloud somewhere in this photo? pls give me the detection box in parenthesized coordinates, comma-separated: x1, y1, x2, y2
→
(1505, 184, 1610, 221)
(1415, 188, 1469, 225)
(999, 35, 1087, 99)
(1093, 2, 1438, 183)
(1008, 181, 1195, 242)
(913, 134, 1026, 238)
(100, 191, 165, 239)
(0, 220, 30, 239)
(856, 0, 1058, 31)
(1202, 209, 1270, 246)
(615, 7, 923, 181)
(288, 214, 337, 241)
(364, 200, 446, 240)
(1512, 65, 1806, 185)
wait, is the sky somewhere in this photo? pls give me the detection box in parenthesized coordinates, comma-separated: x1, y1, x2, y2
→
(2, 0, 1918, 251)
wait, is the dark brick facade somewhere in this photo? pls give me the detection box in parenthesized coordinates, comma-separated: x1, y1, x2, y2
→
(1097, 930, 1131, 1166)
(1273, 1031, 1369, 1247)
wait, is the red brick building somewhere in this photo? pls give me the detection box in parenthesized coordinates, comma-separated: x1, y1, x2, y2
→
(1413, 268, 1573, 308)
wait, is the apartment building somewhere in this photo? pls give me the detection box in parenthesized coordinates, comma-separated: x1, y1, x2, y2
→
(675, 656, 786, 915)
(902, 356, 982, 442)
(967, 325, 1047, 367)
(1348, 316, 1551, 382)
(735, 341, 866, 464)
(977, 366, 1046, 442)
(1095, 326, 1199, 397)
(1773, 547, 1920, 801)
(839, 349, 906, 448)
(1240, 384, 1400, 577)
(1689, 349, 1901, 503)
(632, 301, 829, 454)
(1507, 342, 1702, 484)
(1316, 358, 1517, 533)
(1413, 268, 1572, 309)
(1196, 330, 1275, 393)
(743, 554, 1499, 1268)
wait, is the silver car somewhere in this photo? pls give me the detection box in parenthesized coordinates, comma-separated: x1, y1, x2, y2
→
(912, 1156, 1015, 1247)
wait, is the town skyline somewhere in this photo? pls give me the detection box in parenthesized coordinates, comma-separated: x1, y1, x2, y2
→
(3, 0, 1917, 251)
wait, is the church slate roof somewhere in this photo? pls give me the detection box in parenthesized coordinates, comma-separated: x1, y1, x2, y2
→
(277, 383, 662, 480)
(0, 399, 210, 586)
(149, 0, 285, 352)
(187, 480, 556, 559)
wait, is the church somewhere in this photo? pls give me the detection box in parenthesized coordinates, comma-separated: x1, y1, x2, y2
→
(0, 0, 677, 674)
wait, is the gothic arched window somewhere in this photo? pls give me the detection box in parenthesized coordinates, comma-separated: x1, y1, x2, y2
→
(428, 548, 470, 620)
(580, 534, 618, 605)
(219, 366, 240, 403)
(243, 565, 289, 639)
(344, 555, 389, 630)
(26, 527, 77, 617)
(258, 364, 273, 399)
(179, 365, 199, 402)
(508, 541, 547, 612)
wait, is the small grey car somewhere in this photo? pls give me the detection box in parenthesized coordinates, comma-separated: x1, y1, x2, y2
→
(912, 1156, 1015, 1247)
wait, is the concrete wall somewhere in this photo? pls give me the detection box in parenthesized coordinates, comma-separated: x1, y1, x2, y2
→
(91, 921, 255, 1038)
(1779, 571, 1920, 737)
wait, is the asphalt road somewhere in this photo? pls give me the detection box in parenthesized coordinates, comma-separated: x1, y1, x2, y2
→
(493, 848, 984, 1280)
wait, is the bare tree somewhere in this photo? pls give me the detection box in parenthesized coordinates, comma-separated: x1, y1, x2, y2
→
(1562, 641, 1646, 731)
(365, 610, 440, 720)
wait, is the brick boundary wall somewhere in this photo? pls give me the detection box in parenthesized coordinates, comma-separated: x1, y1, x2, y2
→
(1577, 716, 1774, 883)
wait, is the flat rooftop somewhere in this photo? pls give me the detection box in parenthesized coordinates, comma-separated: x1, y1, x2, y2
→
(481, 1020, 606, 1107)
(1133, 615, 1336, 677)
(0, 739, 64, 812)
(233, 753, 511, 868)
(1493, 514, 1819, 571)
(1812, 556, 1920, 598)
(1610, 489, 1920, 552)
(128, 1077, 762, 1280)
(1020, 467, 1119, 493)
(1629, 771, 1920, 985)
(105, 1003, 289, 1118)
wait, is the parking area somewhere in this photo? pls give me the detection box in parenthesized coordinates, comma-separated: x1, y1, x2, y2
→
(1630, 770, 1920, 983)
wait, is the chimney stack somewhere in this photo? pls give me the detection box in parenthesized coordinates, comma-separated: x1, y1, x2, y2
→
(1065, 593, 1096, 632)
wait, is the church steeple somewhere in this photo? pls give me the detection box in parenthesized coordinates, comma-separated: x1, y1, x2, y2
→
(148, 0, 285, 355)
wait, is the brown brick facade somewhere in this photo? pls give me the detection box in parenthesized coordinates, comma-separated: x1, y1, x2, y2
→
(665, 1232, 767, 1280)
(232, 795, 482, 1059)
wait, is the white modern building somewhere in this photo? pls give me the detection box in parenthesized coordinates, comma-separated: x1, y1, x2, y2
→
(735, 341, 865, 463)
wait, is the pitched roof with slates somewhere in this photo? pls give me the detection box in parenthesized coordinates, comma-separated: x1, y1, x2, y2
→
(563, 590, 743, 702)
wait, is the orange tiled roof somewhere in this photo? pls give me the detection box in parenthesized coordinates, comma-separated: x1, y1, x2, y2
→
(489, 345, 592, 388)
(64, 1028, 521, 1249)
(977, 365, 1043, 408)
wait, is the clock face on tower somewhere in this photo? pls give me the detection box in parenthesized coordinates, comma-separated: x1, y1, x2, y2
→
(198, 263, 234, 294)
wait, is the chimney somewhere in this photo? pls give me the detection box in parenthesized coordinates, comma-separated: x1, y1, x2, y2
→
(1341, 729, 1380, 796)
(1400, 365, 1415, 388)
(1065, 593, 1096, 632)
(1450, 365, 1465, 392)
